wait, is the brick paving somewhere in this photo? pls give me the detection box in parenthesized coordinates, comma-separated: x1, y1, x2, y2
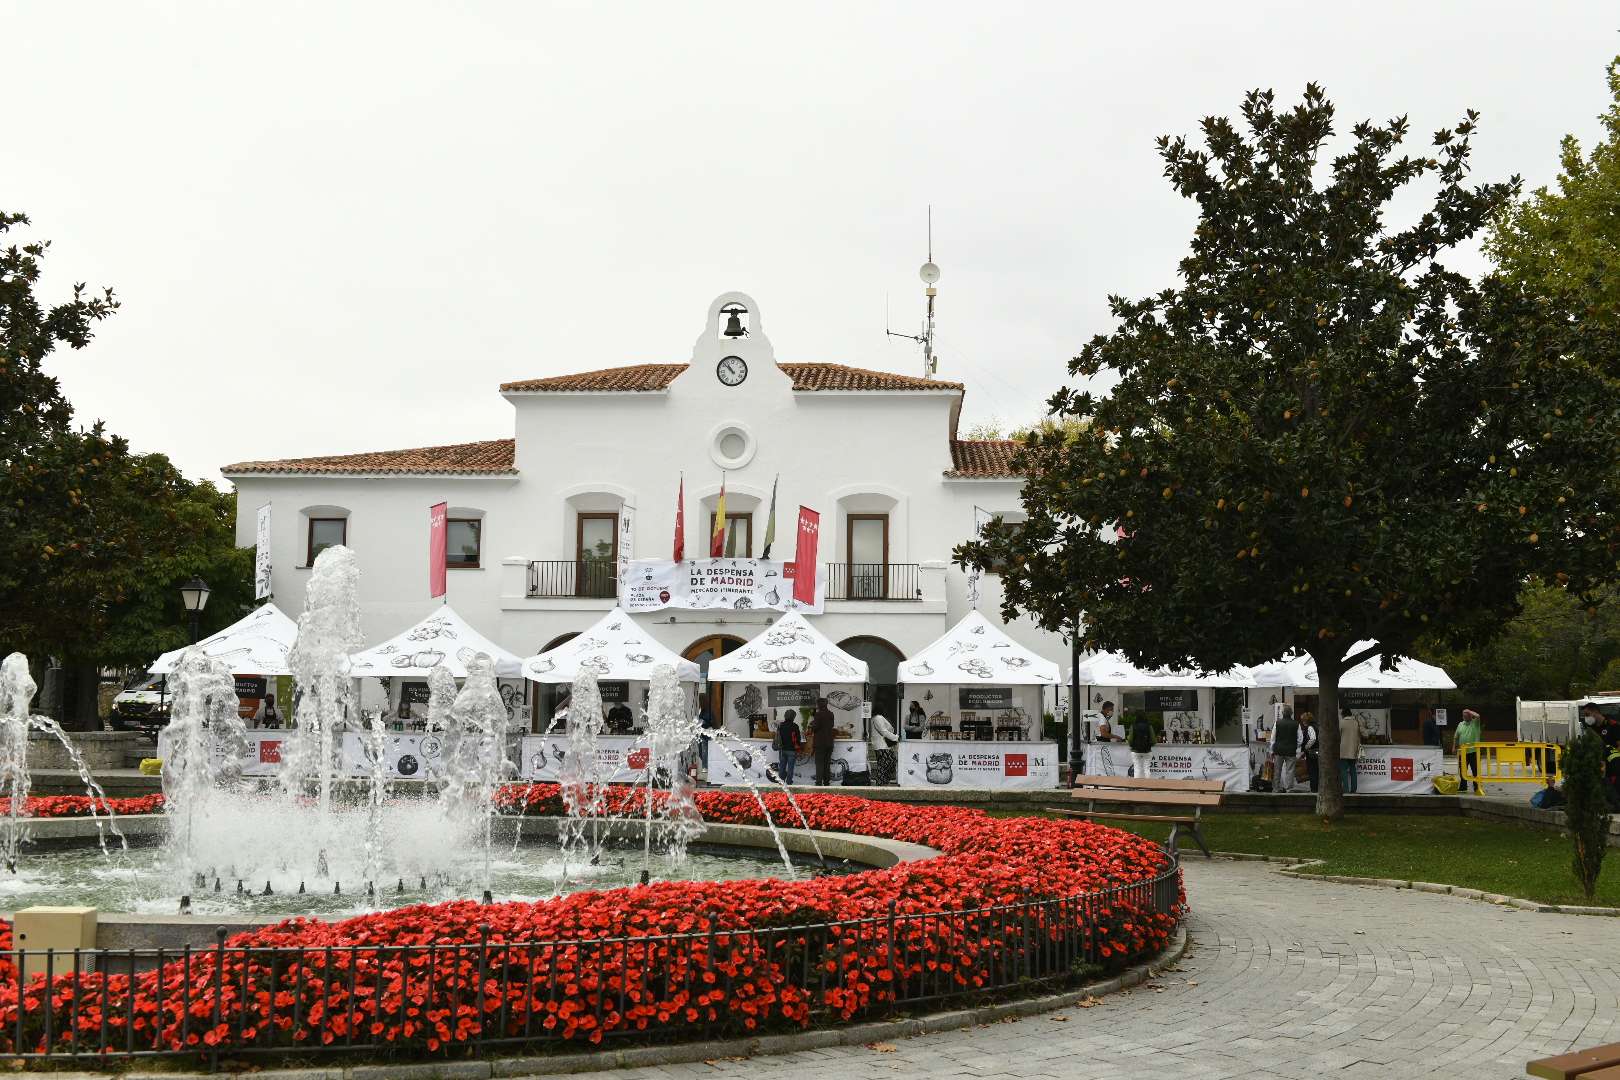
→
(579, 857, 1620, 1080)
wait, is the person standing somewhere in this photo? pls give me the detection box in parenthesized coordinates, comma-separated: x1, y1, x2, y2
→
(1127, 708, 1155, 779)
(1421, 709, 1442, 748)
(1454, 709, 1483, 793)
(906, 700, 927, 740)
(810, 697, 836, 786)
(698, 701, 720, 775)
(773, 709, 802, 785)
(1269, 706, 1300, 794)
(1340, 706, 1363, 794)
(869, 713, 899, 785)
(1299, 711, 1321, 793)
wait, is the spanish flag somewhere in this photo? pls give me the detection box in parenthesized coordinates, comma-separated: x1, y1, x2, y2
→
(711, 476, 726, 557)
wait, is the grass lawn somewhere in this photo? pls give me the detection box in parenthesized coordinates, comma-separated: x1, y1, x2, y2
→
(998, 810, 1620, 907)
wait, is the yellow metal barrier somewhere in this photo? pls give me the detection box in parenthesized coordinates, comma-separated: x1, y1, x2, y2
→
(1457, 741, 1561, 784)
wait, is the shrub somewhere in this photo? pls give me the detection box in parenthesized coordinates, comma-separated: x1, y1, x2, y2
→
(1561, 731, 1613, 899)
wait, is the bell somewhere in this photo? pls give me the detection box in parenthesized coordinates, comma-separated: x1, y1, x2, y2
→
(722, 308, 746, 338)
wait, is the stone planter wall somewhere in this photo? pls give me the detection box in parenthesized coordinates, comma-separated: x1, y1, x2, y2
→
(26, 730, 149, 772)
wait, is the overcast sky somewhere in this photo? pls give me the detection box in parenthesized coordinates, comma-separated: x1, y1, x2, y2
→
(5, 3, 1618, 483)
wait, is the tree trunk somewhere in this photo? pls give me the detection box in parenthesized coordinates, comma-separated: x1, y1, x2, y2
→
(60, 666, 103, 731)
(1314, 656, 1345, 820)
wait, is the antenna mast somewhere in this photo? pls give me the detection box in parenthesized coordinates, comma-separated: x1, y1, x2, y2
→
(887, 207, 941, 378)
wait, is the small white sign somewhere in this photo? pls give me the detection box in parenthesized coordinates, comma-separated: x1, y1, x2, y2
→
(1435, 708, 1448, 727)
(861, 701, 873, 719)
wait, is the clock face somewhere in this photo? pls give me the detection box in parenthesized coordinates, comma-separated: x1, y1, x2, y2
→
(717, 355, 748, 386)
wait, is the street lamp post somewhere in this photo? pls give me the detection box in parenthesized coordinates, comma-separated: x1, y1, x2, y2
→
(179, 575, 211, 645)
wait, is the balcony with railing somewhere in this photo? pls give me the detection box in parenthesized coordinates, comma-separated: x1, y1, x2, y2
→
(525, 560, 925, 601)
(823, 562, 921, 601)
(526, 559, 618, 599)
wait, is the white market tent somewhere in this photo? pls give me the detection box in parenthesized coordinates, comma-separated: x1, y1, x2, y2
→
(707, 610, 870, 685)
(520, 608, 701, 683)
(1070, 652, 1256, 688)
(1247, 642, 1456, 691)
(900, 611, 1060, 685)
(347, 605, 524, 678)
(150, 603, 298, 676)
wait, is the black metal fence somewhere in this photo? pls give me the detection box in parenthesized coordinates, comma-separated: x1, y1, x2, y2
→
(1, 856, 1179, 1066)
(526, 559, 618, 598)
(823, 563, 921, 601)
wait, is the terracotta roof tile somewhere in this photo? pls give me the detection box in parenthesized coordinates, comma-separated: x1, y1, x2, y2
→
(946, 439, 1023, 477)
(223, 439, 516, 476)
(500, 362, 963, 393)
(501, 364, 688, 392)
(778, 363, 963, 392)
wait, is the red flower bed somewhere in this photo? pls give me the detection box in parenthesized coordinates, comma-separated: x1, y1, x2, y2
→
(0, 794, 165, 818)
(0, 787, 1179, 1058)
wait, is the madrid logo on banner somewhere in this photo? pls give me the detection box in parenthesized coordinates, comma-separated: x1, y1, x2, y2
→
(428, 502, 447, 598)
(621, 559, 825, 614)
(793, 507, 820, 606)
(254, 503, 273, 600)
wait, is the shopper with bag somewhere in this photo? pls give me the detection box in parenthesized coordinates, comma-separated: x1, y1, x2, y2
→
(1269, 706, 1301, 794)
(1340, 706, 1362, 793)
(869, 713, 899, 785)
(1128, 708, 1155, 779)
(810, 697, 837, 786)
(772, 709, 802, 784)
(1299, 711, 1321, 793)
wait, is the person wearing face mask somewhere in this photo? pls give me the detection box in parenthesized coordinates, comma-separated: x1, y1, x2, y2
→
(1579, 703, 1620, 792)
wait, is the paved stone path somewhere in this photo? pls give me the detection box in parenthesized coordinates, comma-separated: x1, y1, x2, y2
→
(586, 858, 1620, 1080)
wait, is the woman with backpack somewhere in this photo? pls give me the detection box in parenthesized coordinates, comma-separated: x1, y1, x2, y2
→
(773, 709, 803, 785)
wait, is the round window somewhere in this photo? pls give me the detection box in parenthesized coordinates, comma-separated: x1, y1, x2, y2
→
(709, 424, 757, 469)
(719, 433, 746, 459)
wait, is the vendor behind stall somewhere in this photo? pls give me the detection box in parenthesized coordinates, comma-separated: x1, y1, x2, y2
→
(606, 700, 634, 735)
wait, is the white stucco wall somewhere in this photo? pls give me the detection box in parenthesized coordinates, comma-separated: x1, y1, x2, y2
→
(228, 293, 1069, 674)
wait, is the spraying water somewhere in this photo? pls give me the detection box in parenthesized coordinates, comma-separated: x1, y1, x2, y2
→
(444, 654, 512, 897)
(0, 653, 127, 873)
(556, 668, 607, 883)
(640, 664, 704, 875)
(161, 647, 249, 886)
(282, 546, 362, 820)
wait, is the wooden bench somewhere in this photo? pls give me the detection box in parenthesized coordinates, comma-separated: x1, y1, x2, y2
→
(1529, 1042, 1620, 1080)
(1047, 775, 1225, 858)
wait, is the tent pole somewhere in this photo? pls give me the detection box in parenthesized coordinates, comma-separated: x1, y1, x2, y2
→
(1069, 631, 1081, 787)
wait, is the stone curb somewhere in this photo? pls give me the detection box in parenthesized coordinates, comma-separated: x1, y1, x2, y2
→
(60, 927, 1186, 1079)
(1273, 867, 1620, 917)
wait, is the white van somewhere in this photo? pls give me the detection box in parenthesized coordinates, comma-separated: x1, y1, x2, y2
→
(109, 672, 169, 733)
(1515, 695, 1620, 743)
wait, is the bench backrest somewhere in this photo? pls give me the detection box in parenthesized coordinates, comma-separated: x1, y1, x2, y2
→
(1071, 774, 1226, 794)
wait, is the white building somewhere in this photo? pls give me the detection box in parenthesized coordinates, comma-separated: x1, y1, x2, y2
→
(225, 293, 1063, 728)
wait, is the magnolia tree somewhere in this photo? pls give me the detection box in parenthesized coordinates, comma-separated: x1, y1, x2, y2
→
(960, 85, 1620, 818)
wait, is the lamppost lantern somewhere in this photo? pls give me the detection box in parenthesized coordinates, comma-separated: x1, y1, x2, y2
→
(180, 575, 211, 644)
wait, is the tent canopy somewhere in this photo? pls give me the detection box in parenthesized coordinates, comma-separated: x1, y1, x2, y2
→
(1248, 642, 1456, 691)
(150, 603, 298, 676)
(708, 611, 869, 684)
(900, 610, 1059, 685)
(348, 606, 524, 678)
(1071, 651, 1256, 688)
(521, 608, 700, 683)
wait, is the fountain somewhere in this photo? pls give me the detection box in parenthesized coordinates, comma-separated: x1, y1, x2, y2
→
(160, 647, 248, 887)
(0, 652, 127, 873)
(442, 653, 512, 899)
(281, 545, 362, 818)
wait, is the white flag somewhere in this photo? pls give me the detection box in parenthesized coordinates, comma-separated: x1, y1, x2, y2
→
(254, 503, 273, 599)
(617, 504, 636, 591)
(965, 505, 993, 608)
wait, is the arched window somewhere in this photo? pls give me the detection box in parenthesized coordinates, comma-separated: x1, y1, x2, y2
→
(838, 636, 905, 726)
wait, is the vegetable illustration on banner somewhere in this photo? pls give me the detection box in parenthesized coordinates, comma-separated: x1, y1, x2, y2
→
(254, 503, 273, 600)
(428, 502, 447, 599)
(617, 504, 635, 591)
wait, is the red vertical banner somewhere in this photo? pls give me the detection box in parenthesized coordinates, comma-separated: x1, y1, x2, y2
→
(429, 502, 448, 598)
(673, 475, 685, 562)
(792, 506, 819, 605)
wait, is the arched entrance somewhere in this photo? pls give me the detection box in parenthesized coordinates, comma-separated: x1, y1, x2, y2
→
(684, 635, 748, 726)
(838, 636, 905, 732)
(530, 632, 582, 733)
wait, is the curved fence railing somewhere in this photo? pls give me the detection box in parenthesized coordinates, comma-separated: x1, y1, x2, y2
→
(1, 854, 1180, 1065)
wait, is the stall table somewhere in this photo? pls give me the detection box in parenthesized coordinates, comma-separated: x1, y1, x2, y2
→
(709, 738, 868, 786)
(1245, 742, 1444, 793)
(1082, 743, 1251, 790)
(899, 738, 1060, 789)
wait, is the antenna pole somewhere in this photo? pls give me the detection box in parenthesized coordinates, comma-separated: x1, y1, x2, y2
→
(923, 205, 937, 379)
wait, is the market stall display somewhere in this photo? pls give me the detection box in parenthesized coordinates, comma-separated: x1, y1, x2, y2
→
(893, 611, 1061, 789)
(520, 607, 701, 733)
(1247, 643, 1457, 744)
(349, 606, 530, 729)
(707, 738, 869, 786)
(1242, 741, 1443, 793)
(704, 610, 870, 748)
(148, 603, 299, 727)
(1070, 652, 1255, 745)
(1083, 742, 1251, 790)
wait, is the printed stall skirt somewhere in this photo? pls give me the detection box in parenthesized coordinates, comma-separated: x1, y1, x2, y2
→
(873, 747, 898, 786)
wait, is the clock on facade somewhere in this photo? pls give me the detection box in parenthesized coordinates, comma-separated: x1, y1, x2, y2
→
(716, 355, 748, 386)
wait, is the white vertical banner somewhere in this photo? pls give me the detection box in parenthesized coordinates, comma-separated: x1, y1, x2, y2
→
(965, 506, 993, 608)
(254, 503, 273, 599)
(617, 504, 636, 591)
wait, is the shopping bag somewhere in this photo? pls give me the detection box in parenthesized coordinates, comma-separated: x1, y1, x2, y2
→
(1260, 758, 1274, 782)
(1295, 757, 1311, 783)
(1433, 774, 1459, 795)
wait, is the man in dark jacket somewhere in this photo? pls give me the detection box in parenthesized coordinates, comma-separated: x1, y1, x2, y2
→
(1421, 709, 1441, 748)
(1127, 709, 1155, 779)
(1269, 706, 1301, 794)
(810, 698, 837, 786)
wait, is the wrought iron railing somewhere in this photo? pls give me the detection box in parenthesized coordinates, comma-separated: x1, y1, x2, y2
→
(0, 855, 1180, 1065)
(526, 559, 617, 598)
(824, 563, 921, 601)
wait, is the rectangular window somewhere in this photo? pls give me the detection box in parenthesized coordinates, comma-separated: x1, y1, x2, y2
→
(308, 518, 346, 565)
(708, 513, 752, 558)
(986, 519, 1025, 573)
(447, 519, 481, 568)
(576, 513, 618, 597)
(848, 514, 888, 599)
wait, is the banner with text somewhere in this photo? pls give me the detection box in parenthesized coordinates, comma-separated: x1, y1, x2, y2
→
(1084, 743, 1250, 791)
(709, 737, 868, 785)
(254, 504, 273, 599)
(429, 503, 447, 598)
(621, 559, 825, 614)
(899, 739, 1059, 790)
